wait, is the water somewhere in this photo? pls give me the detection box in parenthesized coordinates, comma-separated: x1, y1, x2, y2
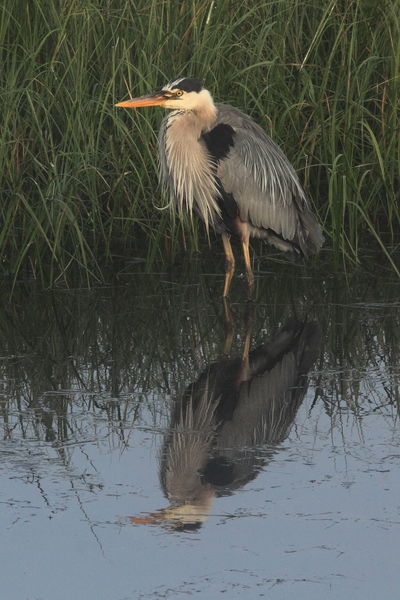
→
(1, 260, 399, 599)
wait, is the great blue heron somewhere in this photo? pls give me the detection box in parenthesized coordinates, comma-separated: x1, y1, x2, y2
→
(129, 318, 321, 530)
(116, 78, 324, 296)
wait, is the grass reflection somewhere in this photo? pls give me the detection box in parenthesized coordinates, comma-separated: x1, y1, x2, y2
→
(0, 263, 399, 456)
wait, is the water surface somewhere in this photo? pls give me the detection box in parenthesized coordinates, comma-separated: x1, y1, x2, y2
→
(1, 261, 399, 599)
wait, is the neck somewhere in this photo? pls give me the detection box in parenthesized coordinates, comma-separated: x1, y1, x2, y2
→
(160, 89, 221, 231)
(168, 89, 217, 134)
(192, 89, 218, 132)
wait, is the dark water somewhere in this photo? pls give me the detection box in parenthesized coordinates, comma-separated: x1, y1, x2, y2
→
(1, 259, 399, 599)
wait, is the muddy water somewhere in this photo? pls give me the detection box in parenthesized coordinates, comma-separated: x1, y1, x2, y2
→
(0, 261, 399, 599)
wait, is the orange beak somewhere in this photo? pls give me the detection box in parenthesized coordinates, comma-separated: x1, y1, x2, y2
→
(129, 514, 162, 525)
(115, 91, 168, 108)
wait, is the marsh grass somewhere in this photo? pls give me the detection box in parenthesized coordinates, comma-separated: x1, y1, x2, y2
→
(0, 0, 399, 284)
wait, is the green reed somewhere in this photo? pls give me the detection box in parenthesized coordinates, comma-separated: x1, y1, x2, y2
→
(0, 0, 399, 284)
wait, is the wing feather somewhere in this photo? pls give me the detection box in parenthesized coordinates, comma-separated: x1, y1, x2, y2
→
(214, 103, 323, 255)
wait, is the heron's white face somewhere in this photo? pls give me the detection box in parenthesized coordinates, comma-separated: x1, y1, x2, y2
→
(160, 87, 214, 111)
(115, 85, 214, 113)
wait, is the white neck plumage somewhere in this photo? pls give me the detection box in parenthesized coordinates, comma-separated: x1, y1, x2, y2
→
(161, 89, 221, 230)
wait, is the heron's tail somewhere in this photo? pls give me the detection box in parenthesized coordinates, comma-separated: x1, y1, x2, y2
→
(298, 208, 324, 258)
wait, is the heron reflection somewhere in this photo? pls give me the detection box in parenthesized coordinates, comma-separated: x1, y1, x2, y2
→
(130, 315, 321, 530)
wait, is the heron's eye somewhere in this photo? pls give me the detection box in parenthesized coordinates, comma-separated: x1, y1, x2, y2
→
(175, 90, 183, 97)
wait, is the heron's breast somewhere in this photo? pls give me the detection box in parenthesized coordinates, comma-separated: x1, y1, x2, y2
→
(162, 114, 222, 229)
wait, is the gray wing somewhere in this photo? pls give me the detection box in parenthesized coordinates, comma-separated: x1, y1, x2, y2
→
(215, 320, 321, 451)
(214, 103, 323, 256)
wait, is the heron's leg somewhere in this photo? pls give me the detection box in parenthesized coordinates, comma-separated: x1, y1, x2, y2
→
(241, 237, 254, 297)
(221, 233, 235, 297)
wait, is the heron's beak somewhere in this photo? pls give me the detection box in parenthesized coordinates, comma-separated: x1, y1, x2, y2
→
(115, 91, 168, 108)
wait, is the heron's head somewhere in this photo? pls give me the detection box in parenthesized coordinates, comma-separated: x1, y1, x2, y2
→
(115, 77, 214, 112)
